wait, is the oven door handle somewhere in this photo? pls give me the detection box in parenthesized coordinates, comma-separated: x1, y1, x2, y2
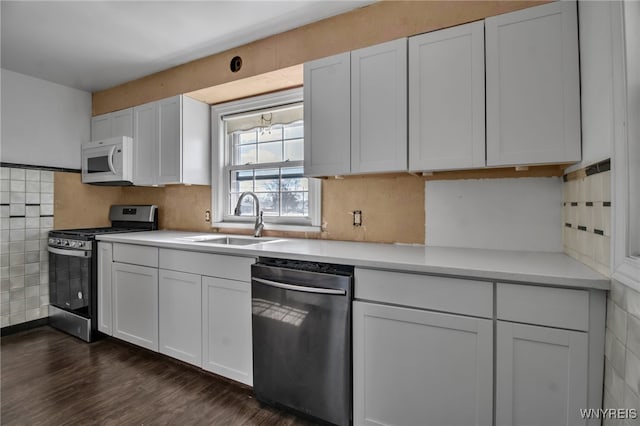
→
(47, 246, 92, 258)
(252, 277, 346, 295)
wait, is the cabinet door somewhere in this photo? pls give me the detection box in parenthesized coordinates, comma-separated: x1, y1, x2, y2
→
(351, 38, 407, 174)
(133, 102, 157, 186)
(111, 108, 134, 138)
(201, 276, 252, 385)
(409, 22, 485, 171)
(97, 242, 113, 336)
(112, 262, 158, 351)
(353, 301, 493, 426)
(91, 114, 111, 141)
(303, 52, 351, 177)
(159, 269, 201, 366)
(157, 96, 182, 185)
(486, 1, 580, 166)
(495, 321, 588, 426)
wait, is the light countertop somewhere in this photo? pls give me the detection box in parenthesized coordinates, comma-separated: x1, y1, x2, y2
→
(96, 230, 610, 290)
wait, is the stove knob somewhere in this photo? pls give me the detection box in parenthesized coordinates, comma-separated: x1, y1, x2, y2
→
(69, 241, 77, 248)
(55, 239, 61, 245)
(48, 238, 55, 245)
(63, 240, 70, 246)
(77, 241, 85, 248)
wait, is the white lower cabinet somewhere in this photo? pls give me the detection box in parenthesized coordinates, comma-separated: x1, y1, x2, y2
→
(112, 262, 159, 351)
(353, 301, 493, 426)
(201, 276, 253, 386)
(159, 269, 202, 367)
(97, 242, 113, 335)
(495, 321, 588, 426)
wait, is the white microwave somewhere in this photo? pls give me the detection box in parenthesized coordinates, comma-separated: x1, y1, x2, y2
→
(81, 137, 133, 185)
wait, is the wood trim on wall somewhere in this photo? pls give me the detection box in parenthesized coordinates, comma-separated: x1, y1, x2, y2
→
(92, 0, 548, 115)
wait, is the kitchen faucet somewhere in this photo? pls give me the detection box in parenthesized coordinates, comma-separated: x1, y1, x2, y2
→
(234, 191, 264, 237)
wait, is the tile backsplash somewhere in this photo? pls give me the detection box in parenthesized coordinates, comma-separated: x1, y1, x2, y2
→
(562, 160, 611, 276)
(0, 167, 53, 327)
(603, 280, 640, 419)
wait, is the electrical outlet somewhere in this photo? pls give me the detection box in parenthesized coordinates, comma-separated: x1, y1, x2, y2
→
(353, 210, 362, 226)
(205, 210, 211, 222)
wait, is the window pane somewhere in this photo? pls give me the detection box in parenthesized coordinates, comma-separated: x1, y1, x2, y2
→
(281, 191, 308, 216)
(257, 142, 283, 163)
(284, 124, 303, 140)
(238, 131, 257, 145)
(284, 139, 304, 161)
(254, 168, 279, 192)
(281, 167, 307, 191)
(235, 144, 256, 165)
(257, 126, 283, 143)
(257, 192, 279, 216)
(230, 170, 254, 193)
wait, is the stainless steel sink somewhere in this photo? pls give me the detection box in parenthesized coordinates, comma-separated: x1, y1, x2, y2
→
(178, 235, 280, 246)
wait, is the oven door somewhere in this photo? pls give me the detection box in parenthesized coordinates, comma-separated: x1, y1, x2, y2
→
(48, 246, 92, 318)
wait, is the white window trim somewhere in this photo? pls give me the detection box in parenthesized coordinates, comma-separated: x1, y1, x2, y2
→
(210, 88, 321, 232)
(612, 1, 640, 291)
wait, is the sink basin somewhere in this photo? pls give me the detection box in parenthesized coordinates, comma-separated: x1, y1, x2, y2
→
(178, 235, 280, 246)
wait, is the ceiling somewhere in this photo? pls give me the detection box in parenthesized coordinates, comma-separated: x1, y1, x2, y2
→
(1, 0, 374, 93)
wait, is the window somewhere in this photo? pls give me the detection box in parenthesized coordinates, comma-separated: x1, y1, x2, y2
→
(211, 89, 320, 230)
(612, 1, 640, 288)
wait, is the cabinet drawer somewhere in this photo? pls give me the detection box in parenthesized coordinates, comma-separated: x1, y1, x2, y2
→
(497, 283, 589, 331)
(159, 249, 254, 282)
(355, 268, 493, 318)
(113, 243, 158, 268)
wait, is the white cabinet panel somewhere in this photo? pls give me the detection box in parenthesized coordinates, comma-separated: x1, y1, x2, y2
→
(97, 242, 113, 336)
(113, 243, 158, 268)
(497, 283, 589, 331)
(351, 38, 407, 173)
(355, 268, 493, 318)
(159, 249, 254, 282)
(91, 115, 111, 141)
(409, 21, 485, 171)
(486, 1, 580, 166)
(353, 301, 493, 426)
(303, 52, 351, 177)
(133, 95, 209, 186)
(157, 96, 182, 185)
(496, 321, 588, 426)
(133, 102, 157, 186)
(159, 269, 202, 367)
(91, 108, 133, 141)
(112, 262, 158, 351)
(202, 276, 252, 385)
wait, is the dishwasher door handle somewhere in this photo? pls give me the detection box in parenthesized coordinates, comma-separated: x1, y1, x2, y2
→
(252, 277, 346, 295)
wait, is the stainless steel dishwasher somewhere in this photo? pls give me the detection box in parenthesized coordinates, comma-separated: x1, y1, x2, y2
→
(251, 257, 354, 426)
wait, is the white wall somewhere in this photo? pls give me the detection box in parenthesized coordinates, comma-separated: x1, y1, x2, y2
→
(566, 1, 616, 173)
(1, 69, 91, 169)
(425, 178, 563, 252)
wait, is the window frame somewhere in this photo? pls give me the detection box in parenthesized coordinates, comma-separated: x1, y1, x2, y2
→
(612, 1, 640, 290)
(211, 88, 321, 231)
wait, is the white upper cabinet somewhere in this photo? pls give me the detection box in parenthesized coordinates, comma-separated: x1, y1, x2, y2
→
(304, 38, 407, 177)
(351, 38, 408, 173)
(303, 52, 351, 177)
(409, 21, 485, 171)
(91, 108, 133, 141)
(133, 95, 210, 186)
(485, 1, 581, 166)
(133, 102, 157, 186)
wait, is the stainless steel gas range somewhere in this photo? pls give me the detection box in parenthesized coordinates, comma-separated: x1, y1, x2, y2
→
(47, 205, 158, 341)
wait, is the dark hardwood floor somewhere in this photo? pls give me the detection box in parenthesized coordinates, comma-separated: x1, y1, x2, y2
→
(1, 327, 316, 425)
